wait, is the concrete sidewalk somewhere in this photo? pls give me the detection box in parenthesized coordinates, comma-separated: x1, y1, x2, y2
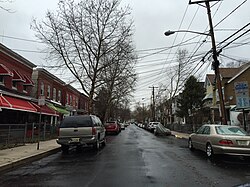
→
(0, 139, 61, 173)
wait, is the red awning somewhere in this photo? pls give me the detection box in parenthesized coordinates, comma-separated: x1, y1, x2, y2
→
(0, 64, 13, 76)
(0, 95, 37, 112)
(23, 74, 34, 86)
(12, 69, 25, 82)
(0, 95, 11, 108)
(31, 102, 59, 116)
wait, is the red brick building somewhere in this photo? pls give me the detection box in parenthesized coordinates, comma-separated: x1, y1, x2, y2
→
(0, 43, 38, 124)
(0, 43, 89, 125)
(32, 68, 89, 123)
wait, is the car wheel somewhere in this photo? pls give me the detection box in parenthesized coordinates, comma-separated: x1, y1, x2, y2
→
(61, 145, 69, 153)
(93, 140, 100, 151)
(206, 143, 214, 158)
(188, 139, 194, 151)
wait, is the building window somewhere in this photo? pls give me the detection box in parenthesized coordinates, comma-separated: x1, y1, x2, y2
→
(53, 88, 56, 101)
(66, 93, 69, 105)
(58, 90, 61, 103)
(47, 85, 51, 98)
(40, 82, 44, 95)
(23, 85, 27, 93)
(76, 97, 78, 108)
(12, 81, 17, 89)
(73, 96, 75, 106)
(70, 95, 72, 105)
(0, 76, 4, 85)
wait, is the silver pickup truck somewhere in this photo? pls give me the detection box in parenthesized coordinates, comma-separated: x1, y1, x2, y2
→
(56, 115, 106, 153)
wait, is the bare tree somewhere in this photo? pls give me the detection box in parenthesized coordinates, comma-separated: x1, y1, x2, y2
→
(164, 49, 190, 124)
(31, 0, 135, 114)
(0, 0, 14, 12)
(97, 38, 137, 121)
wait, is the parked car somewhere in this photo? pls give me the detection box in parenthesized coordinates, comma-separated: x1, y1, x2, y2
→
(104, 121, 120, 135)
(188, 124, 250, 158)
(56, 115, 106, 153)
(120, 123, 125, 130)
(124, 123, 130, 127)
(154, 123, 171, 136)
(148, 122, 161, 132)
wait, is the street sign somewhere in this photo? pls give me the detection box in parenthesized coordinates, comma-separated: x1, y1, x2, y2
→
(234, 81, 249, 109)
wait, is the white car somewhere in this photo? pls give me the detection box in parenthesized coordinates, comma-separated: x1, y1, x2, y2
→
(120, 123, 125, 130)
(148, 122, 161, 132)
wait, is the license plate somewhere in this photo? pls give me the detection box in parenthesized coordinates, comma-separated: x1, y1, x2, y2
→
(70, 138, 80, 142)
(237, 140, 249, 146)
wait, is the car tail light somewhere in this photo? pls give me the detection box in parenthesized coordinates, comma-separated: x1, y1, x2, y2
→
(219, 139, 233, 145)
(92, 127, 97, 135)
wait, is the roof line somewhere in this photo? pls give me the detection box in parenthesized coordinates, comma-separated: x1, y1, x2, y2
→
(227, 63, 250, 84)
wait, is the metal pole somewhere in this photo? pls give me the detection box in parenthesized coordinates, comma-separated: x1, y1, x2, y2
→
(37, 111, 41, 150)
(24, 123, 27, 144)
(243, 109, 246, 131)
(152, 87, 155, 121)
(32, 123, 34, 142)
(205, 1, 227, 125)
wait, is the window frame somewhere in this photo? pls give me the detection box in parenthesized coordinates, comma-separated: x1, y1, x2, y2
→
(40, 82, 45, 96)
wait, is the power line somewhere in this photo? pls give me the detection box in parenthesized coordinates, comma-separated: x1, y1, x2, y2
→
(0, 34, 43, 43)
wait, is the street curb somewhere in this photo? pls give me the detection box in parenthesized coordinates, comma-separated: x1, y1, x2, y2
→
(0, 147, 61, 174)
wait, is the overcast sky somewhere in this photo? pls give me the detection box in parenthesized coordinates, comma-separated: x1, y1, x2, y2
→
(1, 0, 250, 109)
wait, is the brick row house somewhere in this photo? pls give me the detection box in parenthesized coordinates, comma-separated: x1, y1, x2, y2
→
(0, 43, 89, 125)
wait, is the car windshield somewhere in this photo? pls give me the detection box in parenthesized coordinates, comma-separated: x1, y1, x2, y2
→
(215, 126, 247, 136)
(152, 122, 159, 125)
(60, 116, 92, 128)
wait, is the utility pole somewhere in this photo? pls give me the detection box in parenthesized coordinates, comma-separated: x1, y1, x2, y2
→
(189, 0, 227, 125)
(149, 86, 158, 121)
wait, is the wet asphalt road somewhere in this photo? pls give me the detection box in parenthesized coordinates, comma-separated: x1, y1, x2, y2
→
(0, 124, 250, 187)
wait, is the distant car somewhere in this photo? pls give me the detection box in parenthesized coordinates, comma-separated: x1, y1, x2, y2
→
(148, 122, 161, 132)
(124, 123, 130, 127)
(154, 123, 171, 136)
(188, 124, 250, 158)
(104, 121, 120, 135)
(56, 115, 106, 153)
(120, 123, 125, 130)
(138, 123, 143, 128)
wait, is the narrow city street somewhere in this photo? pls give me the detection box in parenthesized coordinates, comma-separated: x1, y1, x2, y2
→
(0, 124, 250, 187)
